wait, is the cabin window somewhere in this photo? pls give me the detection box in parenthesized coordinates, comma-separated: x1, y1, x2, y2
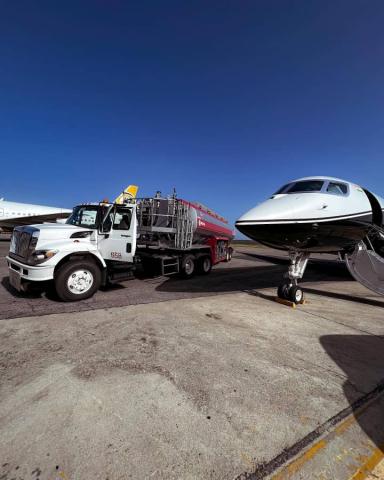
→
(326, 182, 348, 195)
(113, 207, 132, 230)
(285, 180, 324, 193)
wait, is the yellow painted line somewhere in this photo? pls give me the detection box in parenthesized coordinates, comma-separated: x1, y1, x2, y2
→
(348, 445, 384, 480)
(271, 440, 327, 479)
(334, 414, 357, 435)
(270, 404, 383, 479)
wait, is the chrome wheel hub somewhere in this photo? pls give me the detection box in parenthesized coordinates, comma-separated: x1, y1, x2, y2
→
(67, 269, 94, 295)
(185, 260, 194, 275)
(295, 289, 303, 302)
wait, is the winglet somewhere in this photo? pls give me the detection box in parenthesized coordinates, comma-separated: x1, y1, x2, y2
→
(115, 185, 139, 204)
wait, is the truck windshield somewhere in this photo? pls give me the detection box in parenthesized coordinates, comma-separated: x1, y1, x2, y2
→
(66, 206, 100, 229)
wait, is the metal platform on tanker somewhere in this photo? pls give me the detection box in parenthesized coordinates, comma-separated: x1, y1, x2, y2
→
(0, 237, 384, 480)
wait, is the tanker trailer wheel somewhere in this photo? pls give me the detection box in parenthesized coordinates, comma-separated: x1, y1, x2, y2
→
(55, 259, 101, 301)
(197, 255, 212, 275)
(180, 254, 196, 278)
(225, 247, 233, 262)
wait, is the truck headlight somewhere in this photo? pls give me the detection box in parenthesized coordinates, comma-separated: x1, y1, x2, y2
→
(30, 249, 58, 264)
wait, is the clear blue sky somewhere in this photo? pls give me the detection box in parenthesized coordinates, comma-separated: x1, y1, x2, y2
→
(1, 1, 383, 230)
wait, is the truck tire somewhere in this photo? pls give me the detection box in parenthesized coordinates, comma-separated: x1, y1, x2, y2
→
(197, 256, 212, 275)
(225, 248, 233, 262)
(180, 254, 195, 278)
(55, 259, 102, 301)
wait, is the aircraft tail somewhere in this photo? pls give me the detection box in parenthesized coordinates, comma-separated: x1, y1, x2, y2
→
(115, 185, 139, 204)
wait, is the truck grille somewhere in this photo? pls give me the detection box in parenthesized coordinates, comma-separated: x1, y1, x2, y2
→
(9, 227, 38, 260)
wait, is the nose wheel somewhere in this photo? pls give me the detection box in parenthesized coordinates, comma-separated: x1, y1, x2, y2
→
(276, 251, 309, 305)
(277, 283, 304, 304)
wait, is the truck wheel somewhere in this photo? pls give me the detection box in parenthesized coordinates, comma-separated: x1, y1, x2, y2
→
(225, 248, 233, 262)
(55, 260, 101, 301)
(180, 254, 195, 278)
(197, 256, 212, 275)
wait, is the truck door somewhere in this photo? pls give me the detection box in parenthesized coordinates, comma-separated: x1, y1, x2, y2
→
(98, 205, 136, 262)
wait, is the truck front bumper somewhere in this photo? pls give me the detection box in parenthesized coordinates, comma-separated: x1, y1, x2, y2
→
(6, 256, 55, 291)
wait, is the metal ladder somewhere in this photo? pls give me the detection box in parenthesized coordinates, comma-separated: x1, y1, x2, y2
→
(174, 202, 193, 250)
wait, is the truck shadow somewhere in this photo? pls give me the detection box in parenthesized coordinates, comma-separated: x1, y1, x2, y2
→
(156, 260, 351, 294)
(1, 276, 56, 300)
(320, 335, 384, 451)
(1, 260, 349, 302)
(2, 254, 381, 309)
(157, 254, 384, 308)
(1, 275, 128, 301)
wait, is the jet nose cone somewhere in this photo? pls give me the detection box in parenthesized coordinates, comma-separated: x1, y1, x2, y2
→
(236, 197, 285, 224)
(237, 194, 314, 225)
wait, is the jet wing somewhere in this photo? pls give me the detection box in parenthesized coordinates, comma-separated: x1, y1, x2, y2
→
(0, 211, 70, 229)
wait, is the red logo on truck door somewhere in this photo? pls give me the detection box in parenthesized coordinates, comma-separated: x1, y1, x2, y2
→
(111, 252, 122, 259)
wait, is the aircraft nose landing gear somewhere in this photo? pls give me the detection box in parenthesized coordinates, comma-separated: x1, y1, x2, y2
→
(277, 251, 309, 304)
(278, 283, 304, 304)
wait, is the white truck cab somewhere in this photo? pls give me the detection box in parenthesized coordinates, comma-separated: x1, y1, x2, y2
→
(7, 202, 137, 301)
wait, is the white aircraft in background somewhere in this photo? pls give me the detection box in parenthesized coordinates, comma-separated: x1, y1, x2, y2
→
(0, 198, 72, 233)
(236, 176, 384, 303)
(0, 185, 139, 233)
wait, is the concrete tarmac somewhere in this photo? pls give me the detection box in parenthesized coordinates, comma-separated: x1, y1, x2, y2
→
(0, 239, 384, 479)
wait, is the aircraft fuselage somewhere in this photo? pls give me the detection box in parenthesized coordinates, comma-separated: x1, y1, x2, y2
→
(236, 177, 384, 253)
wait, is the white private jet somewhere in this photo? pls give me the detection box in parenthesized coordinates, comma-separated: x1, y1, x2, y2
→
(0, 198, 71, 232)
(236, 176, 384, 303)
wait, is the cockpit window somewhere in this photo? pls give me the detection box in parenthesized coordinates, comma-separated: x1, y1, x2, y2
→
(273, 179, 349, 197)
(326, 182, 348, 195)
(273, 184, 290, 195)
(286, 180, 324, 193)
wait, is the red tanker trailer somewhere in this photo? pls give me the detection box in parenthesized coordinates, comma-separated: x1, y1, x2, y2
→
(135, 194, 234, 277)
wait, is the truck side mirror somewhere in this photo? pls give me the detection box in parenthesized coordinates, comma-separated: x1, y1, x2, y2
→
(99, 220, 112, 235)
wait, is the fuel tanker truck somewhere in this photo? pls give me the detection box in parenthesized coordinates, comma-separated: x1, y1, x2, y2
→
(6, 189, 234, 301)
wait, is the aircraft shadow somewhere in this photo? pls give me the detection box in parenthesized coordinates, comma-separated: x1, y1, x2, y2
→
(155, 261, 352, 295)
(239, 251, 349, 277)
(320, 335, 384, 451)
(229, 252, 384, 308)
(303, 287, 384, 309)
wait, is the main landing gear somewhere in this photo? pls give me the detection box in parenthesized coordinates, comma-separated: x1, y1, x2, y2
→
(277, 251, 309, 304)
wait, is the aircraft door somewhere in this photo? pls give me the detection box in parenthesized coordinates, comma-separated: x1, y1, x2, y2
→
(363, 189, 383, 227)
(98, 205, 136, 263)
